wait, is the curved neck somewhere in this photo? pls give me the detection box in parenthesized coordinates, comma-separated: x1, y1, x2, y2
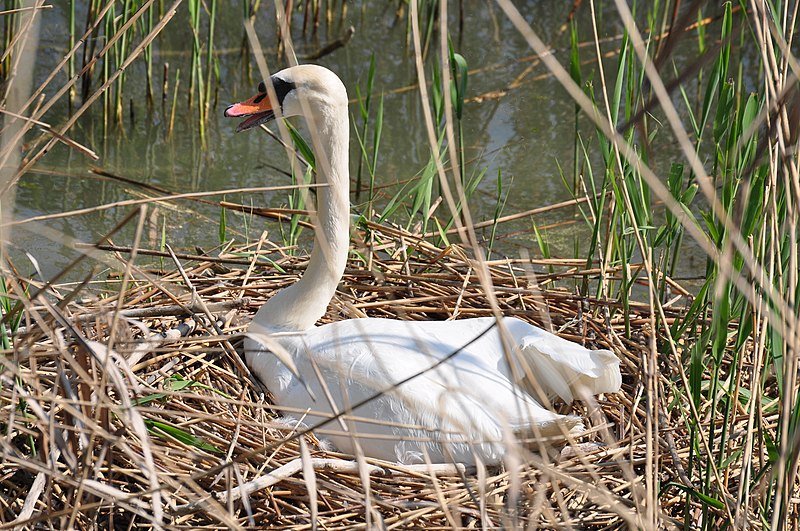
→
(254, 102, 350, 331)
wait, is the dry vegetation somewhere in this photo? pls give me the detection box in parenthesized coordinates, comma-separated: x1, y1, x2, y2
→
(1, 0, 799, 529)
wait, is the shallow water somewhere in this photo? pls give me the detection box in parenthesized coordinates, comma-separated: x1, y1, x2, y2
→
(10, 2, 723, 283)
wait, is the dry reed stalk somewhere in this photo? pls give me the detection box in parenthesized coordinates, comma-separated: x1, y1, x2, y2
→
(5, 183, 323, 228)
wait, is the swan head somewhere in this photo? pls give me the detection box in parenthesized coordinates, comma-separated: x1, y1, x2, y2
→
(224, 64, 347, 132)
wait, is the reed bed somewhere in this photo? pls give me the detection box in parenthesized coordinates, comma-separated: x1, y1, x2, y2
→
(1, 0, 799, 528)
(2, 218, 696, 529)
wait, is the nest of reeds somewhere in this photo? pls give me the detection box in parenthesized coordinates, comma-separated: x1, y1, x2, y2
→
(2, 220, 706, 529)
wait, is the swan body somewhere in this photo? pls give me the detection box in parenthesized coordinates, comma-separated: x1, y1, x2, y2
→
(226, 65, 621, 465)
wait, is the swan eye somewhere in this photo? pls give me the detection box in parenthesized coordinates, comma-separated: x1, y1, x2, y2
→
(272, 77, 296, 105)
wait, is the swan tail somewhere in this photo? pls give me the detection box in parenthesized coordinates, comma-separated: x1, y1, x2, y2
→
(517, 333, 622, 404)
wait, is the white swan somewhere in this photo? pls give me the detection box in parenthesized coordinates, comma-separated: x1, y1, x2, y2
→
(225, 64, 621, 465)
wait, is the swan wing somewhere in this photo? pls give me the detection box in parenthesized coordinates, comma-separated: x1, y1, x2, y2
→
(265, 318, 580, 464)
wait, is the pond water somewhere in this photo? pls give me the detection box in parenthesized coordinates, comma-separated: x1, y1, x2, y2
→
(10, 1, 720, 282)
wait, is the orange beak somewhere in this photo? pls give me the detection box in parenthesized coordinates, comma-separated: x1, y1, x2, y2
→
(224, 90, 276, 132)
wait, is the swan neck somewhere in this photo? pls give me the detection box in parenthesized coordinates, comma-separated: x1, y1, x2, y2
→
(255, 102, 350, 331)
